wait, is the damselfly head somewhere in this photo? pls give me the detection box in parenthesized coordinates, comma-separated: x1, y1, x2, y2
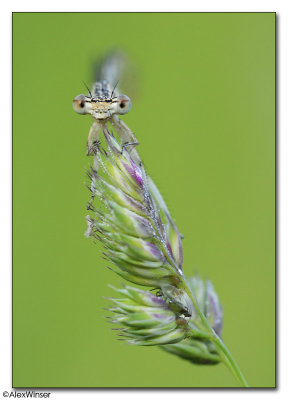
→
(73, 92, 132, 120)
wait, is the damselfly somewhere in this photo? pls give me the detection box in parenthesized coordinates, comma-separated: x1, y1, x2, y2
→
(73, 53, 140, 165)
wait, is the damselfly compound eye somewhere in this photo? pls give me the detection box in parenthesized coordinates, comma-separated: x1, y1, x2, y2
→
(73, 94, 88, 114)
(116, 94, 132, 115)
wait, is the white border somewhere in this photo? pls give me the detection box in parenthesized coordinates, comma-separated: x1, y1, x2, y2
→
(1, 1, 287, 399)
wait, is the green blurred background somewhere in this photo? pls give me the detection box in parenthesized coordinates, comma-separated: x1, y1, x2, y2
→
(13, 13, 275, 387)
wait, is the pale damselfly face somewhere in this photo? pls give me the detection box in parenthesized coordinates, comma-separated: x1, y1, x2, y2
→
(73, 79, 131, 120)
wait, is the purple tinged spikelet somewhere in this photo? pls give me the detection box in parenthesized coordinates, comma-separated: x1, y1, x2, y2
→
(86, 130, 183, 285)
(188, 276, 223, 337)
(106, 286, 188, 345)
